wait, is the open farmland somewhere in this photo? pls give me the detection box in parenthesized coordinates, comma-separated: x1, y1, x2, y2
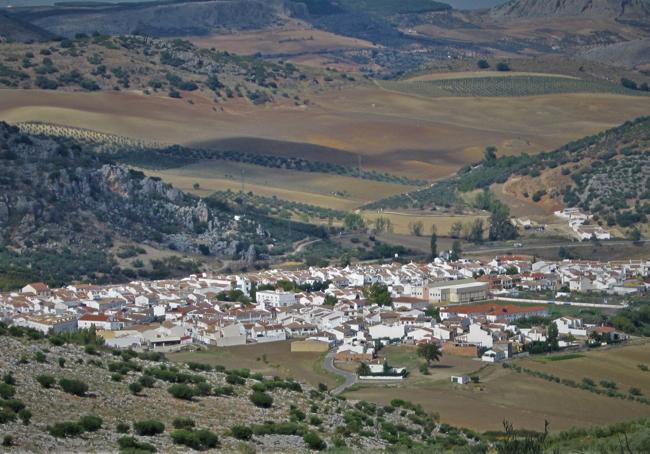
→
(141, 160, 415, 210)
(343, 343, 650, 431)
(517, 341, 650, 398)
(377, 75, 646, 98)
(1, 86, 650, 180)
(361, 211, 489, 236)
(166, 340, 342, 389)
(189, 21, 377, 56)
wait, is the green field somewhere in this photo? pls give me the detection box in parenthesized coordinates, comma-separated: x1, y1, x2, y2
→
(378, 76, 645, 98)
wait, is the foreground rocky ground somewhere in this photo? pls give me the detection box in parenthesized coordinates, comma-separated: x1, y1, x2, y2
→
(0, 329, 480, 453)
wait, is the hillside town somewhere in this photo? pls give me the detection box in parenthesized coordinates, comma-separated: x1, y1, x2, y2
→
(2, 256, 644, 368)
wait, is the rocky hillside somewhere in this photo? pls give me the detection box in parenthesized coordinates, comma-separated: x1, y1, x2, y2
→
(0, 122, 278, 287)
(0, 34, 336, 105)
(10, 0, 306, 38)
(0, 328, 477, 453)
(491, 0, 650, 19)
(0, 12, 52, 43)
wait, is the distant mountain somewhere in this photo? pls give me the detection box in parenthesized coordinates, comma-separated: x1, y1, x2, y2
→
(491, 0, 650, 19)
(13, 0, 307, 37)
(0, 11, 51, 42)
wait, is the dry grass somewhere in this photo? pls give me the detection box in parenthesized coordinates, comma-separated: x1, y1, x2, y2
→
(189, 20, 376, 56)
(406, 71, 580, 82)
(141, 160, 414, 210)
(166, 340, 342, 389)
(344, 343, 650, 431)
(362, 211, 489, 236)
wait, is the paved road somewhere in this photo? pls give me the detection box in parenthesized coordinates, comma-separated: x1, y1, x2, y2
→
(324, 351, 357, 395)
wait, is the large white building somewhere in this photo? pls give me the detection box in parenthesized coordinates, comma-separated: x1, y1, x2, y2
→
(255, 290, 296, 308)
(428, 280, 488, 303)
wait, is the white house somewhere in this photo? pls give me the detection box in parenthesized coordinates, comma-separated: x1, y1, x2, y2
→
(481, 349, 505, 363)
(461, 323, 493, 348)
(553, 317, 588, 337)
(78, 314, 122, 331)
(255, 290, 296, 308)
(451, 375, 470, 384)
(14, 314, 77, 334)
(368, 324, 405, 340)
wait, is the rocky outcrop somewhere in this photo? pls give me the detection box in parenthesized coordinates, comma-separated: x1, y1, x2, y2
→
(0, 122, 268, 260)
(491, 0, 650, 19)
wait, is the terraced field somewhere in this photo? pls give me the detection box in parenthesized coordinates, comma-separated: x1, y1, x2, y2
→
(378, 76, 646, 98)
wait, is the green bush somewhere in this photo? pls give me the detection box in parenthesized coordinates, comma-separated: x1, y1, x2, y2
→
(138, 375, 156, 388)
(117, 436, 157, 452)
(230, 425, 253, 440)
(170, 429, 219, 450)
(173, 417, 195, 429)
(168, 384, 195, 400)
(129, 382, 143, 395)
(303, 431, 327, 450)
(0, 383, 15, 399)
(59, 378, 88, 396)
(79, 415, 103, 432)
(134, 419, 165, 436)
(116, 422, 130, 433)
(250, 391, 273, 408)
(48, 421, 84, 438)
(18, 408, 32, 425)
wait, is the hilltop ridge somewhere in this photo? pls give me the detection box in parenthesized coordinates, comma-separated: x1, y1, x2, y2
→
(491, 0, 650, 19)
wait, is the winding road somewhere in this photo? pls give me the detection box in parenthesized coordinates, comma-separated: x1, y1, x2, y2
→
(324, 351, 357, 395)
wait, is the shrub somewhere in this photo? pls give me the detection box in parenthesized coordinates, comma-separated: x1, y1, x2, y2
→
(173, 417, 195, 429)
(34, 351, 47, 363)
(250, 391, 273, 408)
(79, 415, 103, 432)
(48, 421, 84, 438)
(0, 383, 15, 399)
(18, 408, 32, 425)
(194, 382, 211, 396)
(59, 378, 88, 396)
(231, 425, 253, 440)
(58, 357, 66, 368)
(0, 408, 16, 424)
(84, 345, 99, 355)
(2, 435, 12, 447)
(629, 387, 643, 396)
(118, 436, 157, 452)
(134, 420, 165, 436)
(226, 374, 245, 385)
(129, 382, 143, 395)
(168, 384, 195, 400)
(116, 422, 130, 433)
(214, 385, 234, 396)
(171, 429, 219, 450)
(3, 372, 15, 385)
(138, 375, 156, 388)
(303, 431, 327, 450)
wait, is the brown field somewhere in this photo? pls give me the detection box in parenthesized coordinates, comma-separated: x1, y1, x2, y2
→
(142, 160, 414, 210)
(362, 211, 489, 236)
(166, 340, 342, 389)
(343, 343, 650, 431)
(189, 21, 376, 56)
(518, 342, 650, 397)
(1, 87, 649, 179)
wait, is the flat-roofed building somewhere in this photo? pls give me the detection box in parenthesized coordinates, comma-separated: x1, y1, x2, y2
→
(14, 314, 77, 334)
(428, 279, 488, 304)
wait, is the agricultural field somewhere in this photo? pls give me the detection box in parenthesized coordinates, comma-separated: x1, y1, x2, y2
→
(141, 160, 415, 211)
(166, 340, 342, 389)
(377, 75, 646, 98)
(2, 84, 649, 181)
(343, 343, 650, 431)
(361, 211, 489, 236)
(517, 342, 650, 398)
(189, 21, 377, 56)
